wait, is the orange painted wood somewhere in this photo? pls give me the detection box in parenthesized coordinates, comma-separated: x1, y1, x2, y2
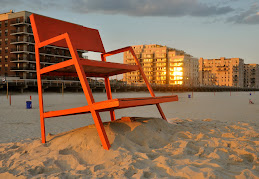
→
(116, 95, 178, 109)
(102, 53, 116, 121)
(35, 44, 46, 143)
(65, 33, 111, 150)
(129, 47, 168, 121)
(30, 13, 178, 150)
(39, 33, 68, 48)
(44, 106, 91, 118)
(42, 58, 138, 77)
(79, 58, 138, 71)
(40, 59, 74, 74)
(102, 46, 131, 58)
(30, 14, 105, 53)
(44, 95, 177, 118)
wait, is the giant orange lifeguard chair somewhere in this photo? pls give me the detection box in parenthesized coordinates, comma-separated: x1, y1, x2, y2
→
(30, 14, 178, 150)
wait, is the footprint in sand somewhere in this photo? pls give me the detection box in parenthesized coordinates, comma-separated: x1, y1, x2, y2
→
(146, 153, 159, 160)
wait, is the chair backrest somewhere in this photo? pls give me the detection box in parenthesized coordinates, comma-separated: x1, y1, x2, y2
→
(30, 14, 105, 53)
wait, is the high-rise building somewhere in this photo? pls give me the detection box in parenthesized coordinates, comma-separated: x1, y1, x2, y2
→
(244, 64, 259, 88)
(199, 57, 244, 87)
(0, 10, 84, 80)
(123, 44, 199, 86)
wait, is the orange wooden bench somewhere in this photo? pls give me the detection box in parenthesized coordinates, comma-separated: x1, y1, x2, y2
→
(30, 14, 178, 150)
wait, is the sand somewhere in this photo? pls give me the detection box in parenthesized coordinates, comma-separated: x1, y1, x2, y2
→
(0, 91, 258, 143)
(0, 91, 259, 178)
(0, 117, 258, 178)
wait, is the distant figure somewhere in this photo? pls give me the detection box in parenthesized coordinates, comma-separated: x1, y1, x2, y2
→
(250, 93, 252, 96)
(249, 99, 254, 104)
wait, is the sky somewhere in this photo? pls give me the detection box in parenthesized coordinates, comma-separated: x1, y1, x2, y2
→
(1, 0, 259, 64)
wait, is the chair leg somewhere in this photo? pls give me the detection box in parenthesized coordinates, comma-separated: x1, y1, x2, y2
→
(80, 77, 111, 149)
(130, 47, 167, 122)
(38, 80, 46, 143)
(156, 104, 167, 121)
(40, 116, 46, 143)
(35, 46, 46, 143)
(91, 110, 111, 150)
(73, 59, 111, 149)
(104, 77, 116, 121)
(109, 110, 116, 121)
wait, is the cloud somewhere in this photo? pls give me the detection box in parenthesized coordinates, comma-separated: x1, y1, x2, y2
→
(0, 0, 64, 12)
(0, 0, 234, 18)
(0, 0, 19, 12)
(70, 0, 234, 17)
(227, 3, 259, 24)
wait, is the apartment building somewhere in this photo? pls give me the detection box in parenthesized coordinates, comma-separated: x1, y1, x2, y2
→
(199, 57, 244, 87)
(123, 44, 199, 86)
(0, 10, 84, 80)
(244, 64, 259, 88)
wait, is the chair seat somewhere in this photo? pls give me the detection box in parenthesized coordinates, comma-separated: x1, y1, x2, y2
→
(43, 58, 139, 77)
(44, 95, 178, 118)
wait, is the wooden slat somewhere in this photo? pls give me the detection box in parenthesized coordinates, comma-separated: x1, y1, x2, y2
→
(117, 95, 178, 109)
(40, 59, 74, 74)
(44, 105, 91, 118)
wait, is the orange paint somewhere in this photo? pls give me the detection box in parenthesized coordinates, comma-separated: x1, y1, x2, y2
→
(30, 14, 178, 150)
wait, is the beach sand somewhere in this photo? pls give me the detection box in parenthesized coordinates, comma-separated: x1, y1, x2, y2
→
(0, 92, 259, 178)
(0, 117, 258, 178)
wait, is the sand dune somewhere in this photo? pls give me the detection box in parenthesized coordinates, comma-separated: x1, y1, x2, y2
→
(0, 118, 258, 178)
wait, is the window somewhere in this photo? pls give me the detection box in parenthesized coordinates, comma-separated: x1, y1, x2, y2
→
(5, 29, 8, 36)
(28, 26, 32, 33)
(29, 54, 34, 60)
(5, 20, 8, 27)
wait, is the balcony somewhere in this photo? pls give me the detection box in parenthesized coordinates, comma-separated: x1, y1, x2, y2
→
(141, 61, 153, 64)
(11, 20, 31, 26)
(10, 67, 36, 72)
(155, 54, 167, 58)
(10, 48, 72, 59)
(217, 68, 229, 71)
(10, 58, 36, 63)
(10, 29, 33, 35)
(11, 48, 28, 53)
(10, 39, 35, 45)
(153, 73, 167, 77)
(154, 60, 166, 63)
(142, 54, 154, 58)
(154, 64, 166, 67)
(127, 61, 136, 65)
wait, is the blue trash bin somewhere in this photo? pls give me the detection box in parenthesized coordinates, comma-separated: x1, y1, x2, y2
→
(188, 94, 191, 98)
(26, 101, 32, 109)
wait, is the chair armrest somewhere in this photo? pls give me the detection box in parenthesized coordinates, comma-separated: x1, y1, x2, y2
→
(101, 46, 132, 58)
